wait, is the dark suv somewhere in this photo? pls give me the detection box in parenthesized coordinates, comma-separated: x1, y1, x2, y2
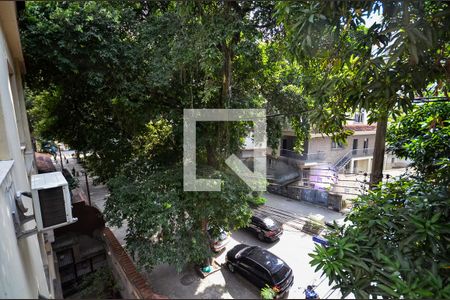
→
(248, 215, 283, 242)
(226, 244, 294, 297)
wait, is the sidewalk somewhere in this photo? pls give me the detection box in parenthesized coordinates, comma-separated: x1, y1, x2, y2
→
(57, 150, 128, 246)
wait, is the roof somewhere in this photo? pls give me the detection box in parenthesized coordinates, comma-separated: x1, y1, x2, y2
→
(247, 247, 286, 273)
(0, 2, 25, 72)
(344, 124, 377, 132)
(35, 152, 56, 173)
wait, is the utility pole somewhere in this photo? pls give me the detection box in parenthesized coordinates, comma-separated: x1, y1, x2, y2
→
(81, 170, 91, 206)
(59, 146, 64, 170)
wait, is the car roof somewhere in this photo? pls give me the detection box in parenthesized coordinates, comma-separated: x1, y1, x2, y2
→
(253, 215, 279, 227)
(245, 246, 287, 274)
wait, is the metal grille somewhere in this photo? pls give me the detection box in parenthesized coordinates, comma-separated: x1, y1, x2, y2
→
(38, 187, 66, 228)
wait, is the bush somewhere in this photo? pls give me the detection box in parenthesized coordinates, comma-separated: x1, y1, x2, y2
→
(248, 196, 267, 208)
(62, 168, 79, 190)
(302, 219, 324, 235)
(77, 267, 120, 299)
(261, 284, 277, 299)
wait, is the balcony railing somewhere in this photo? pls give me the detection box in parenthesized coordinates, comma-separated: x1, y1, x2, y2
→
(280, 149, 326, 162)
(349, 148, 374, 158)
(333, 148, 374, 171)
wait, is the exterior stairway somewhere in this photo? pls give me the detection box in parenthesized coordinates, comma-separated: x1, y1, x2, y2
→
(332, 148, 374, 172)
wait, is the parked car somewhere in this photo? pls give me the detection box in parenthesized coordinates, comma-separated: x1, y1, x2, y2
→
(247, 215, 283, 242)
(226, 244, 294, 298)
(208, 227, 230, 253)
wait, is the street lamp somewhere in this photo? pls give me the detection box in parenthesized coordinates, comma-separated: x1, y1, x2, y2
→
(80, 170, 91, 206)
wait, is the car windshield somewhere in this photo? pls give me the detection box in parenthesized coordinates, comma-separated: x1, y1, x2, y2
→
(272, 265, 291, 283)
(263, 218, 277, 230)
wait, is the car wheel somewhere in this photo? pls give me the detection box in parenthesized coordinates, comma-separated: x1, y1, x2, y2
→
(258, 232, 265, 241)
(227, 262, 235, 273)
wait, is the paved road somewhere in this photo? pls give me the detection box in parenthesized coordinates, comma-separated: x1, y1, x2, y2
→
(62, 150, 346, 299)
(147, 205, 345, 299)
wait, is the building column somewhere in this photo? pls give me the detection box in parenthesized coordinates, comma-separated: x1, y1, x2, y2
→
(349, 159, 354, 174)
(368, 158, 372, 174)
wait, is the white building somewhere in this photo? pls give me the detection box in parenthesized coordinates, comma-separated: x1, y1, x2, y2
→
(246, 110, 409, 195)
(0, 3, 58, 298)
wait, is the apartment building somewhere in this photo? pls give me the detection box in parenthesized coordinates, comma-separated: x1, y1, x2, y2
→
(252, 110, 408, 193)
(0, 3, 57, 298)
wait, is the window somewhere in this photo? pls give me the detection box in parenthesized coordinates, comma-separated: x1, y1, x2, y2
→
(354, 110, 366, 123)
(242, 258, 271, 282)
(331, 141, 344, 149)
(363, 138, 369, 149)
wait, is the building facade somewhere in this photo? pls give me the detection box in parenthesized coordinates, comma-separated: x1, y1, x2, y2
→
(0, 3, 57, 298)
(257, 110, 409, 194)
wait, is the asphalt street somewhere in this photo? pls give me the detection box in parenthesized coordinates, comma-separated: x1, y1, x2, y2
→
(147, 201, 346, 299)
(63, 150, 348, 299)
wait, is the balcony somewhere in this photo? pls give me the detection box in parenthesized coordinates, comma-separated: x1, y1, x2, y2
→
(279, 149, 326, 162)
(349, 148, 374, 158)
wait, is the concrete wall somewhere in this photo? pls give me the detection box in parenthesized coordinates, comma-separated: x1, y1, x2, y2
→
(267, 184, 343, 212)
(0, 4, 52, 298)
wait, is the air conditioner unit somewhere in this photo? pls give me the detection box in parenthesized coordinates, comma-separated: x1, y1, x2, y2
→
(31, 171, 77, 231)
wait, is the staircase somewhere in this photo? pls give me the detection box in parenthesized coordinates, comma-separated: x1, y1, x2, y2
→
(333, 148, 374, 172)
(333, 152, 353, 171)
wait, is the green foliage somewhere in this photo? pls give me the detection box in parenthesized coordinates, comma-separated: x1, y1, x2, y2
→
(310, 102, 450, 298)
(387, 102, 450, 182)
(261, 284, 277, 299)
(21, 1, 306, 270)
(77, 267, 120, 299)
(276, 1, 450, 142)
(310, 178, 450, 299)
(303, 218, 324, 235)
(62, 168, 79, 190)
(248, 196, 267, 208)
(104, 160, 255, 271)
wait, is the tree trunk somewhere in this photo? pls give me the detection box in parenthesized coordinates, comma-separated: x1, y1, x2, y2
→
(370, 113, 388, 188)
(206, 142, 218, 167)
(201, 218, 212, 266)
(221, 43, 232, 106)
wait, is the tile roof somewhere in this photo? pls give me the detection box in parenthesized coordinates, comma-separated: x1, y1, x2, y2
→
(35, 152, 57, 173)
(344, 124, 377, 132)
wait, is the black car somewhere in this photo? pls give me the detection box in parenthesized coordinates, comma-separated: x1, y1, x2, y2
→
(248, 215, 283, 242)
(226, 244, 294, 297)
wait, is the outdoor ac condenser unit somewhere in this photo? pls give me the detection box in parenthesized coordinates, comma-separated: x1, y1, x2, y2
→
(31, 171, 77, 231)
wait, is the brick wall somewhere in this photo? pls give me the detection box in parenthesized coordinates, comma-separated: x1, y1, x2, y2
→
(100, 228, 167, 299)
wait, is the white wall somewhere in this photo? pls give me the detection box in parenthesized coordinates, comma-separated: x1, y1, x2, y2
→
(0, 11, 51, 298)
(307, 134, 376, 164)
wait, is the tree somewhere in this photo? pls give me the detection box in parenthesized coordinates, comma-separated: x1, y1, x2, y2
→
(21, 1, 300, 270)
(276, 0, 450, 186)
(21, 2, 153, 181)
(309, 102, 450, 299)
(387, 101, 450, 183)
